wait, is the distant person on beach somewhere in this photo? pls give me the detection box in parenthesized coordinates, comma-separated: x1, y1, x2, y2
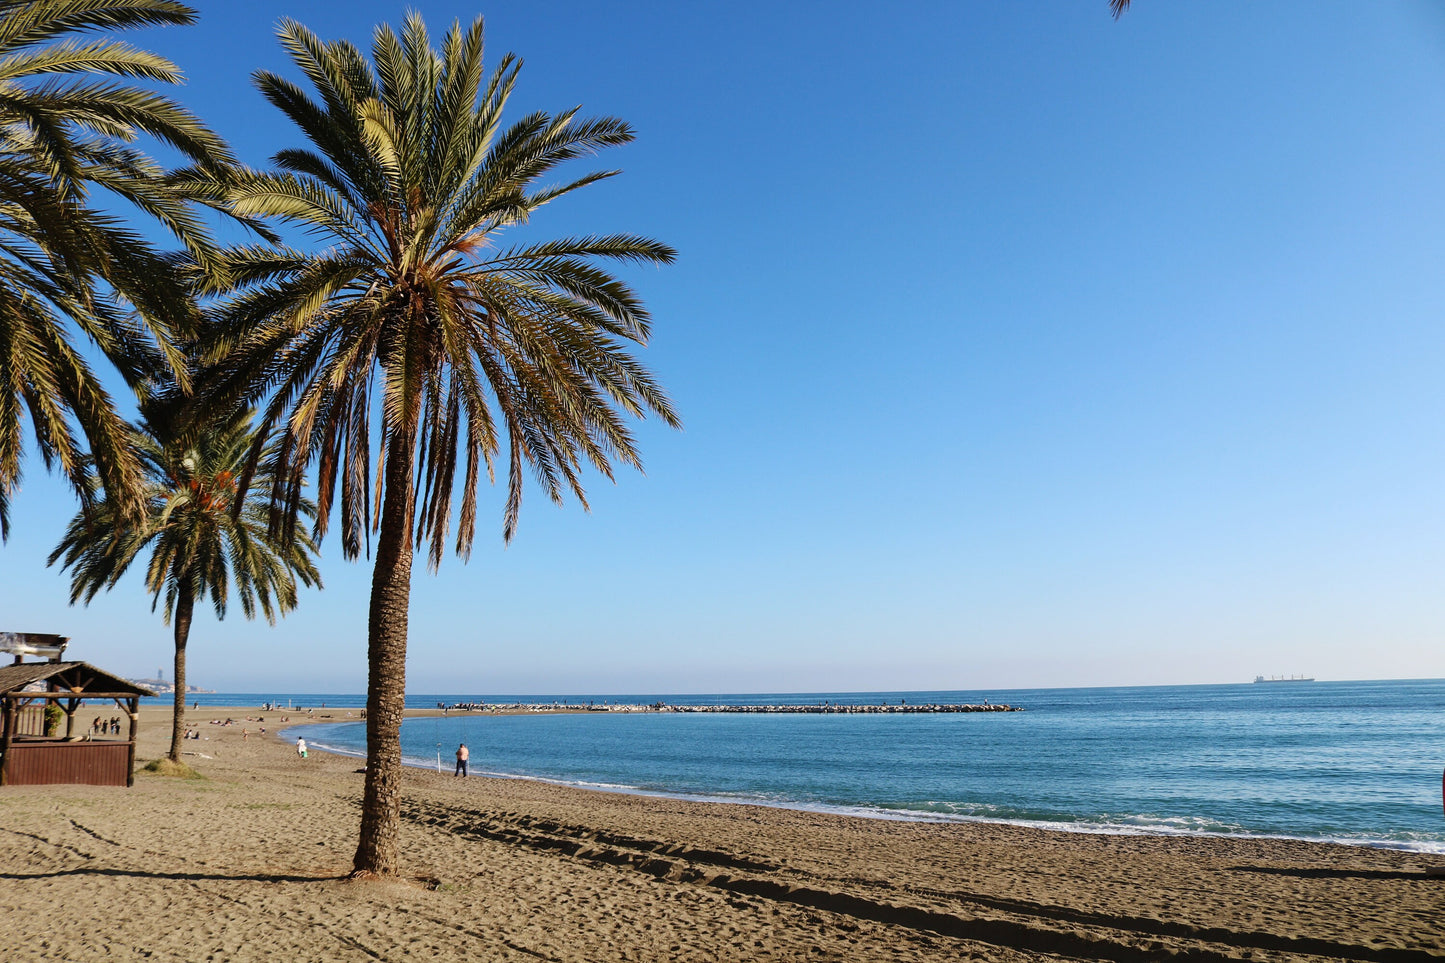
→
(296, 738, 308, 759)
(455, 743, 468, 777)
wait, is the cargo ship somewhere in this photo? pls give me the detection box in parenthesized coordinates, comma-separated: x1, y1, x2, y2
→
(1253, 675, 1314, 683)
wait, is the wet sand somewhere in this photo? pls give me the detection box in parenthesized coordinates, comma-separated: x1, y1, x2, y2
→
(2, 705, 1442, 962)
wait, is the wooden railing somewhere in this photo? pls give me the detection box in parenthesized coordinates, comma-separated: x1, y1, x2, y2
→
(2, 740, 131, 786)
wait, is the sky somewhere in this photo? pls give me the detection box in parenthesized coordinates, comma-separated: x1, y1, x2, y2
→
(4, 1, 1445, 694)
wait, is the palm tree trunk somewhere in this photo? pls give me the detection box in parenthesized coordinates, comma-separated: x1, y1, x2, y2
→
(167, 586, 194, 764)
(351, 423, 418, 878)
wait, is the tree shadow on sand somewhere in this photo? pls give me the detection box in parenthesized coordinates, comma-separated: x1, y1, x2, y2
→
(1229, 865, 1436, 881)
(0, 867, 331, 883)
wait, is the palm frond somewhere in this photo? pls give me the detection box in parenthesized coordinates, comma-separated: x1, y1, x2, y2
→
(211, 10, 678, 561)
(0, 0, 239, 537)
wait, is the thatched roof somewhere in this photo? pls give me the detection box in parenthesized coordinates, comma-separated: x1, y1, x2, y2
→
(0, 662, 154, 700)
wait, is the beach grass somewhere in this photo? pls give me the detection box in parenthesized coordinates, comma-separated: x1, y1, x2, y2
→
(141, 757, 203, 779)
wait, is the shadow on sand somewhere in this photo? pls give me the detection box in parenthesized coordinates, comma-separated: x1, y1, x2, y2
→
(0, 866, 331, 883)
(1229, 864, 1437, 881)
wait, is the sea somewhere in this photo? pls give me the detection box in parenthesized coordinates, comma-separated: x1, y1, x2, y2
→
(160, 678, 1445, 853)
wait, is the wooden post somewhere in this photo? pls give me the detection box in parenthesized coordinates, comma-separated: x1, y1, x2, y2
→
(64, 697, 79, 739)
(124, 698, 139, 787)
(0, 698, 15, 787)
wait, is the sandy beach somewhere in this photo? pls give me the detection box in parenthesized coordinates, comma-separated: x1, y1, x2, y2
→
(2, 706, 1442, 962)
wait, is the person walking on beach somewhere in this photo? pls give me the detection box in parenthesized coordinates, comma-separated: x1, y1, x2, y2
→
(296, 737, 307, 759)
(455, 743, 468, 777)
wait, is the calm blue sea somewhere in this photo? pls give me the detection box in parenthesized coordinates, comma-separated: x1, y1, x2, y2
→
(169, 680, 1445, 853)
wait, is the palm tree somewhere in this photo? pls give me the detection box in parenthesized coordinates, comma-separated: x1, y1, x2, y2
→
(0, 0, 236, 538)
(49, 387, 322, 764)
(202, 13, 678, 878)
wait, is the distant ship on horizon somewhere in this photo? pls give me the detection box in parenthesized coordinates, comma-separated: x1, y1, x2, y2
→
(1253, 675, 1315, 683)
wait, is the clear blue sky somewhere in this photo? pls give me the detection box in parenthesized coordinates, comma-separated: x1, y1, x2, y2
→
(4, 1, 1445, 694)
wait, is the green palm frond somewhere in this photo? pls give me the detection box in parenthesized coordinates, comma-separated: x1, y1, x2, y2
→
(0, 37, 181, 82)
(0, 1, 196, 51)
(208, 11, 678, 563)
(48, 380, 323, 626)
(0, 0, 241, 537)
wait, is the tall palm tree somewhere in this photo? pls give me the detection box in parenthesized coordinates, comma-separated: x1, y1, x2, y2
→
(49, 386, 322, 764)
(202, 13, 678, 878)
(0, 0, 236, 538)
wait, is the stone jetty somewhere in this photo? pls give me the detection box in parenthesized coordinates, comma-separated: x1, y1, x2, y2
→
(446, 701, 1021, 714)
(655, 703, 1020, 714)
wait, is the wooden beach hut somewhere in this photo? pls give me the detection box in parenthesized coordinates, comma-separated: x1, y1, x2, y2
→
(0, 635, 154, 788)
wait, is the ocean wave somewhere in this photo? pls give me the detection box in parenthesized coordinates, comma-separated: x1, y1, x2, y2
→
(469, 773, 1445, 853)
(290, 685, 1445, 858)
(855, 807, 1445, 855)
(296, 740, 1445, 855)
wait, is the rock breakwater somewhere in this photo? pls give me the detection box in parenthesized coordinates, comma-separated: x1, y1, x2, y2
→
(446, 702, 1021, 714)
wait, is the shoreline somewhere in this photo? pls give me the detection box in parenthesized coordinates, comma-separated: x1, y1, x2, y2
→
(3, 705, 1443, 961)
(284, 710, 1445, 858)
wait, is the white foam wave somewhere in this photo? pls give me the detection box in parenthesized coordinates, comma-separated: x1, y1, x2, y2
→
(303, 741, 1445, 855)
